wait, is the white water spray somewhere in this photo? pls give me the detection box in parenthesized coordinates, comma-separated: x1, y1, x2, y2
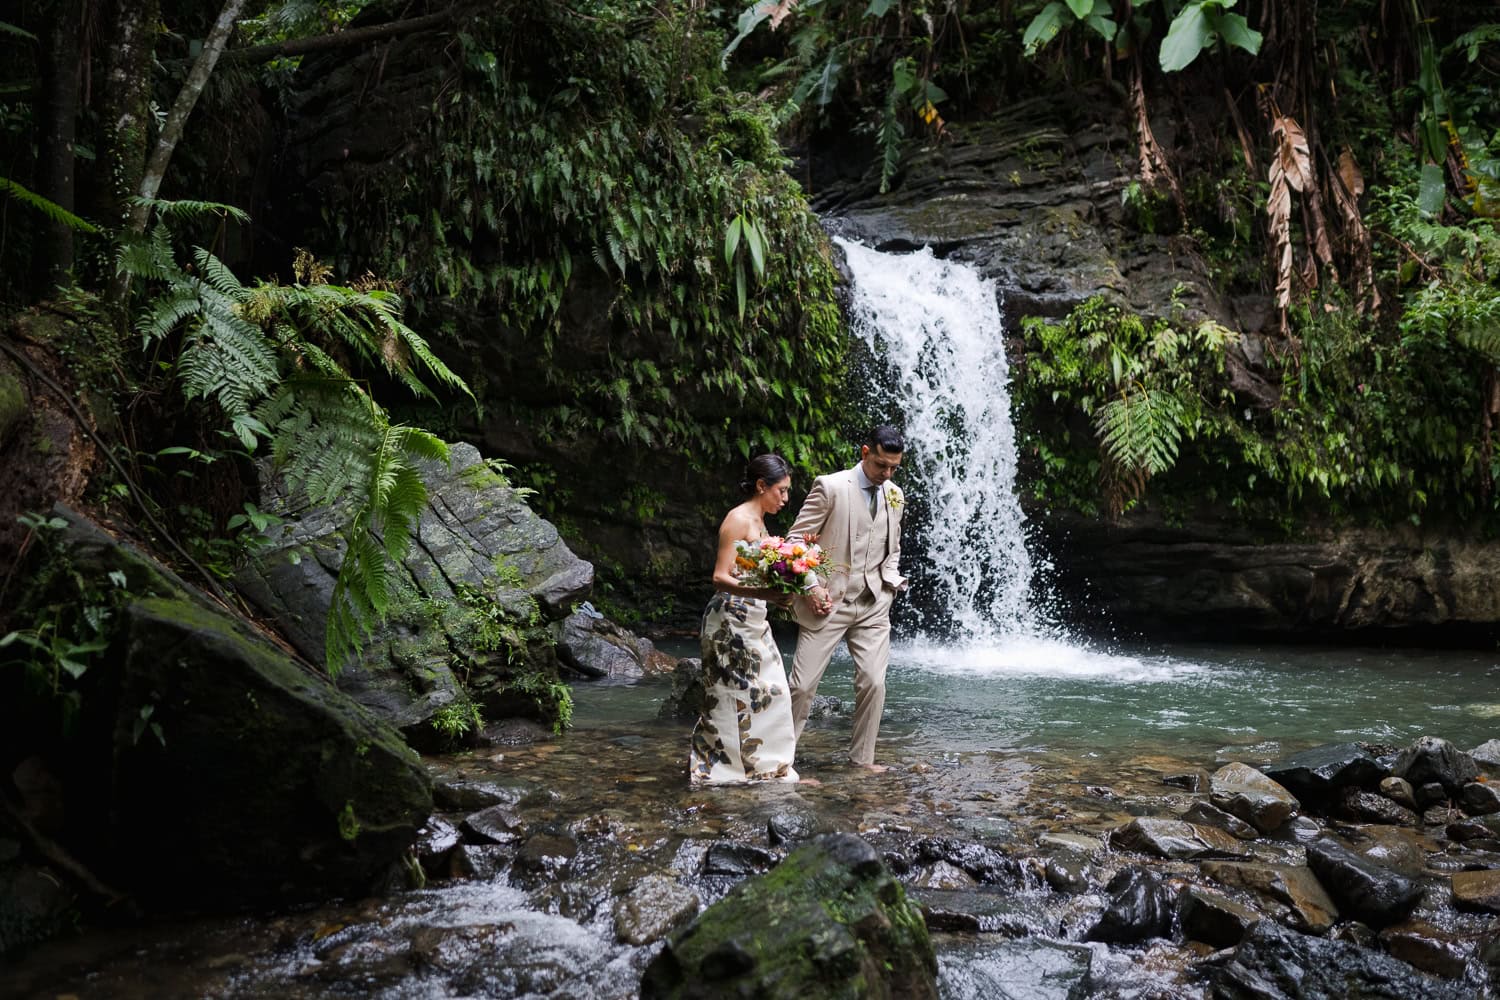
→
(836, 237, 1036, 642)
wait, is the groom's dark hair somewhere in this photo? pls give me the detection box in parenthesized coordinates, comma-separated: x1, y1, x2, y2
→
(865, 425, 905, 453)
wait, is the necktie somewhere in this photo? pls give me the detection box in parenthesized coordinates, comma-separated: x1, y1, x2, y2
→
(867, 485, 879, 518)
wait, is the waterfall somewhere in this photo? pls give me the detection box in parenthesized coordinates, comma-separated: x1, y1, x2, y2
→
(836, 237, 1039, 642)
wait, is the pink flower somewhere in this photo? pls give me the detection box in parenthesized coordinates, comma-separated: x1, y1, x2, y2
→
(791, 559, 808, 574)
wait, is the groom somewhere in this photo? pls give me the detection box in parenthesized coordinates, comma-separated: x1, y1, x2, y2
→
(788, 425, 907, 772)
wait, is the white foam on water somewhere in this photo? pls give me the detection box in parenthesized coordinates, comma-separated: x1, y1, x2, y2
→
(891, 634, 1208, 684)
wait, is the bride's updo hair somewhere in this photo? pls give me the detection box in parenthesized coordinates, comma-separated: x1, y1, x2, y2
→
(739, 453, 792, 497)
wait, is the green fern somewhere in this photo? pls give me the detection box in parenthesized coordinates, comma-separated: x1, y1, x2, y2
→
(1, 176, 98, 233)
(122, 228, 473, 673)
(1094, 386, 1187, 477)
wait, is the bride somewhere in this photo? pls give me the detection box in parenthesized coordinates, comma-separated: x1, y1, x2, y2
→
(689, 454, 811, 785)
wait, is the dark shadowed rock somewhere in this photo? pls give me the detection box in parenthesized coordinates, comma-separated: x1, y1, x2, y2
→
(1340, 787, 1419, 826)
(1042, 853, 1090, 895)
(641, 833, 938, 999)
(0, 864, 75, 958)
(1461, 781, 1500, 816)
(766, 804, 823, 847)
(703, 842, 777, 877)
(911, 838, 1023, 885)
(1186, 801, 1259, 839)
(1084, 867, 1173, 944)
(1210, 763, 1299, 833)
(512, 827, 579, 881)
(657, 658, 706, 721)
(414, 815, 460, 874)
(1179, 885, 1262, 948)
(1214, 920, 1473, 999)
(910, 887, 1057, 935)
(1304, 838, 1422, 927)
(613, 874, 699, 945)
(1394, 738, 1479, 798)
(460, 803, 526, 844)
(1200, 862, 1338, 933)
(1164, 770, 1212, 792)
(1417, 781, 1449, 808)
(1378, 919, 1478, 981)
(1380, 776, 1418, 810)
(1262, 743, 1387, 812)
(1110, 817, 1249, 860)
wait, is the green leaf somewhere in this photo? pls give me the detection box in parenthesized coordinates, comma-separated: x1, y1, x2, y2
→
(866, 0, 896, 16)
(736, 264, 748, 320)
(1084, 13, 1117, 41)
(1159, 2, 1211, 72)
(1210, 11, 1262, 55)
(722, 2, 771, 66)
(1064, 0, 1091, 17)
(0, 176, 98, 233)
(1417, 162, 1447, 216)
(1022, 2, 1068, 56)
(724, 216, 743, 268)
(745, 219, 766, 278)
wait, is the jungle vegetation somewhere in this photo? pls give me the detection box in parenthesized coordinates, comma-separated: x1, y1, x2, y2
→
(0, 0, 1496, 672)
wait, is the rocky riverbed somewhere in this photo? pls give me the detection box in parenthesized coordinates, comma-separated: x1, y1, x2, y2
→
(3, 693, 1497, 998)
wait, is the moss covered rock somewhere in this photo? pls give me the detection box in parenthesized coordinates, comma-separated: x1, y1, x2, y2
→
(640, 833, 938, 1000)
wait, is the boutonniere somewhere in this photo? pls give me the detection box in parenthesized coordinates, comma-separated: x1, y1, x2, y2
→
(885, 489, 903, 512)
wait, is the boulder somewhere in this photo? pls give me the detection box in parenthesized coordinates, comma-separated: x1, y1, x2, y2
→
(910, 887, 1056, 935)
(1214, 920, 1473, 999)
(555, 603, 673, 680)
(1470, 740, 1500, 777)
(1451, 869, 1500, 914)
(613, 874, 700, 945)
(1109, 817, 1249, 860)
(703, 841, 777, 877)
(1339, 787, 1419, 826)
(767, 803, 824, 847)
(1083, 867, 1173, 944)
(1303, 838, 1422, 928)
(1185, 801, 1259, 840)
(1200, 862, 1338, 933)
(1210, 763, 1300, 832)
(641, 833, 938, 999)
(1394, 738, 1479, 798)
(911, 838, 1023, 885)
(1378, 919, 1478, 980)
(0, 863, 76, 958)
(1461, 781, 1500, 816)
(935, 938, 1094, 1000)
(1380, 776, 1418, 810)
(1178, 885, 1262, 948)
(1261, 743, 1387, 811)
(237, 443, 603, 739)
(657, 657, 706, 721)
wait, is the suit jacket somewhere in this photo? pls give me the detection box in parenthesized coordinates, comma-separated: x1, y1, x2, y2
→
(788, 467, 906, 631)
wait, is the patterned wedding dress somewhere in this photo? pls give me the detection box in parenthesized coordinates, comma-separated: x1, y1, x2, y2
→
(689, 592, 800, 784)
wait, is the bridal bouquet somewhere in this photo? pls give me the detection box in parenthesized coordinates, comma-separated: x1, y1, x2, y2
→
(734, 536, 824, 594)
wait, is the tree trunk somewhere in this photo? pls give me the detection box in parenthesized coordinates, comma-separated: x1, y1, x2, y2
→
(35, 0, 84, 295)
(100, 0, 159, 312)
(125, 0, 250, 235)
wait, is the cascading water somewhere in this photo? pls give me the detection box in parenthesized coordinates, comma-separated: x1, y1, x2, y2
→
(836, 236, 1039, 643)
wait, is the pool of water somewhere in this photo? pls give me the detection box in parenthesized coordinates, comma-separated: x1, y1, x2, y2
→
(585, 634, 1500, 765)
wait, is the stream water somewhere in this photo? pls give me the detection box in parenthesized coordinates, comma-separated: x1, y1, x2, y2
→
(4, 243, 1498, 997)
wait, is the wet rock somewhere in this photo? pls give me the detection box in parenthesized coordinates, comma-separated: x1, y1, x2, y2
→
(512, 827, 579, 880)
(479, 718, 555, 747)
(1470, 740, 1500, 776)
(613, 874, 700, 945)
(555, 605, 667, 681)
(1329, 920, 1379, 948)
(414, 816, 460, 873)
(909, 887, 1058, 935)
(936, 937, 1093, 999)
(0, 864, 76, 957)
(448, 843, 507, 880)
(1084, 867, 1173, 944)
(1215, 919, 1472, 999)
(1262, 743, 1386, 811)
(1211, 763, 1300, 833)
(1109, 817, 1249, 860)
(1036, 832, 1103, 857)
(434, 778, 519, 811)
(910, 861, 978, 890)
(1280, 815, 1324, 842)
(1395, 738, 1479, 798)
(1200, 862, 1338, 933)
(1379, 919, 1475, 980)
(527, 880, 599, 922)
(1163, 770, 1212, 792)
(1418, 782, 1449, 808)
(1042, 853, 1090, 895)
(656, 657, 705, 721)
(766, 805, 822, 847)
(703, 841, 777, 877)
(1461, 781, 1500, 816)
(402, 913, 614, 995)
(911, 838, 1023, 885)
(1179, 885, 1262, 948)
(1451, 869, 1500, 914)
(459, 803, 526, 844)
(1381, 776, 1418, 810)
(1185, 801, 1259, 839)
(1304, 837, 1422, 927)
(1423, 804, 1460, 826)
(1447, 816, 1500, 842)
(1340, 787, 1419, 826)
(807, 695, 845, 719)
(1346, 825, 1426, 876)
(641, 833, 938, 999)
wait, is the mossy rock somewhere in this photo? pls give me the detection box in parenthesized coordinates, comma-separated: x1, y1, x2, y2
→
(641, 833, 938, 1000)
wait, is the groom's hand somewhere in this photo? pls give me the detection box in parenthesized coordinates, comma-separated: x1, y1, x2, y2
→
(810, 585, 833, 616)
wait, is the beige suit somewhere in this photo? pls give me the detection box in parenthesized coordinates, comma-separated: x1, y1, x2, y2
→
(788, 467, 906, 765)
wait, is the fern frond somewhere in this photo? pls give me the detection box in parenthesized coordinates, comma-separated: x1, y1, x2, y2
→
(1094, 386, 1186, 477)
(0, 176, 98, 233)
(130, 196, 250, 225)
(193, 246, 247, 297)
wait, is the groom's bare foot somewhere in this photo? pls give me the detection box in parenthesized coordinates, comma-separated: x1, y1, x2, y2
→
(798, 776, 823, 787)
(852, 761, 890, 774)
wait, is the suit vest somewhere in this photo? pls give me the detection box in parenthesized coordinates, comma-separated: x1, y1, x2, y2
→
(848, 491, 891, 599)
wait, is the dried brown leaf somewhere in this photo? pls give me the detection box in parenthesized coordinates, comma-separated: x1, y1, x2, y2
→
(766, 0, 797, 31)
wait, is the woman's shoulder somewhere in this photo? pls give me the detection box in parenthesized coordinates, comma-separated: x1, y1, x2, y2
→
(718, 503, 757, 536)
